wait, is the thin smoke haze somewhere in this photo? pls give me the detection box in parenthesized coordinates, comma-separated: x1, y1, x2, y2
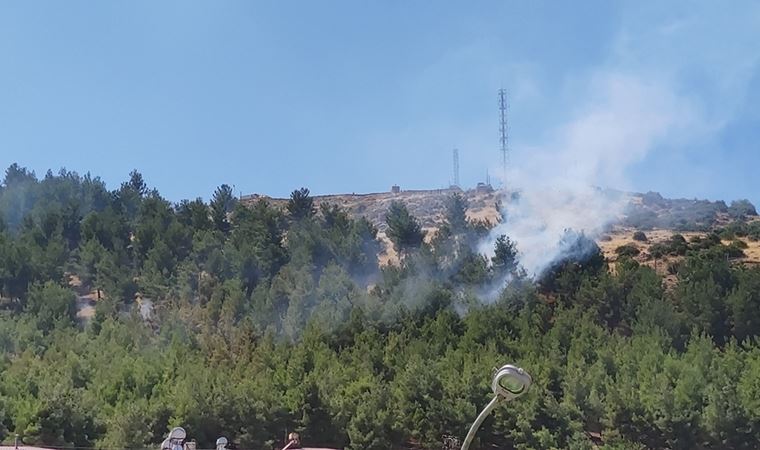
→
(481, 72, 702, 277)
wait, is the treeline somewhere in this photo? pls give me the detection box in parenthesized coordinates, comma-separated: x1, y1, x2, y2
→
(2, 165, 760, 449)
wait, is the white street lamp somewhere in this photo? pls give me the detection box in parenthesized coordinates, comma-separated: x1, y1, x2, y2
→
(460, 364, 532, 450)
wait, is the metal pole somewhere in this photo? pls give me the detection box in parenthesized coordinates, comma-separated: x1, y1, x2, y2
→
(460, 396, 500, 450)
(498, 89, 509, 188)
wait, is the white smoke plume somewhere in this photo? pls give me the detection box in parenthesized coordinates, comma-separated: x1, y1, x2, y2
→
(480, 72, 702, 276)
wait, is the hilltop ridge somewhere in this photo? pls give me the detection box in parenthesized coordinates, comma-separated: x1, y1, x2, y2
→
(241, 186, 753, 232)
(240, 185, 502, 232)
(241, 186, 760, 271)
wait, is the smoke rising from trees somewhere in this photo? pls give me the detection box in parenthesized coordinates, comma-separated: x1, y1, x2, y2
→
(481, 73, 701, 277)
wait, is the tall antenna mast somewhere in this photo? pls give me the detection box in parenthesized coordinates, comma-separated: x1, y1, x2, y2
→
(452, 148, 460, 188)
(498, 89, 508, 187)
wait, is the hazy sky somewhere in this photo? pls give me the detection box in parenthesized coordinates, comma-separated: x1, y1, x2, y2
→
(1, 1, 758, 203)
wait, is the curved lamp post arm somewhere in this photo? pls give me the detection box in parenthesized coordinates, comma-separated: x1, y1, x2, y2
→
(460, 396, 500, 450)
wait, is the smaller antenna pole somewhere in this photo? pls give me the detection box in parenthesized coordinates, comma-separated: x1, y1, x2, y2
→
(452, 148, 460, 188)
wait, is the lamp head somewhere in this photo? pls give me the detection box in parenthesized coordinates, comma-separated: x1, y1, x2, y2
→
(491, 364, 531, 401)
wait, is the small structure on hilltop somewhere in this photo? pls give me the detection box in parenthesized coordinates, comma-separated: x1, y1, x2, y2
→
(391, 185, 401, 194)
(476, 182, 494, 193)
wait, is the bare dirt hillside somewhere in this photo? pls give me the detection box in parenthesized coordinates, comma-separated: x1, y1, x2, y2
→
(599, 225, 760, 280)
(241, 187, 502, 231)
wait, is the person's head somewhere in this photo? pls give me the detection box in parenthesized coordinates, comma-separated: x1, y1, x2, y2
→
(288, 432, 300, 443)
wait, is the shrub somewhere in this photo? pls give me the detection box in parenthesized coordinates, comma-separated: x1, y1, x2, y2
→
(748, 222, 760, 241)
(689, 233, 722, 250)
(632, 231, 648, 242)
(719, 222, 748, 239)
(650, 243, 667, 259)
(725, 243, 746, 258)
(668, 234, 689, 256)
(732, 239, 748, 249)
(667, 260, 682, 275)
(615, 244, 640, 258)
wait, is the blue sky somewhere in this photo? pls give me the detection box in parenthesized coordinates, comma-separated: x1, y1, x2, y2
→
(1, 1, 758, 203)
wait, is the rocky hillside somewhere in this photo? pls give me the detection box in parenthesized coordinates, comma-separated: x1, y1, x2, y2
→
(600, 192, 760, 279)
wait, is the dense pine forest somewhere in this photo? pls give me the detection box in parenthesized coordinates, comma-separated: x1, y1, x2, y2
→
(3, 164, 760, 450)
